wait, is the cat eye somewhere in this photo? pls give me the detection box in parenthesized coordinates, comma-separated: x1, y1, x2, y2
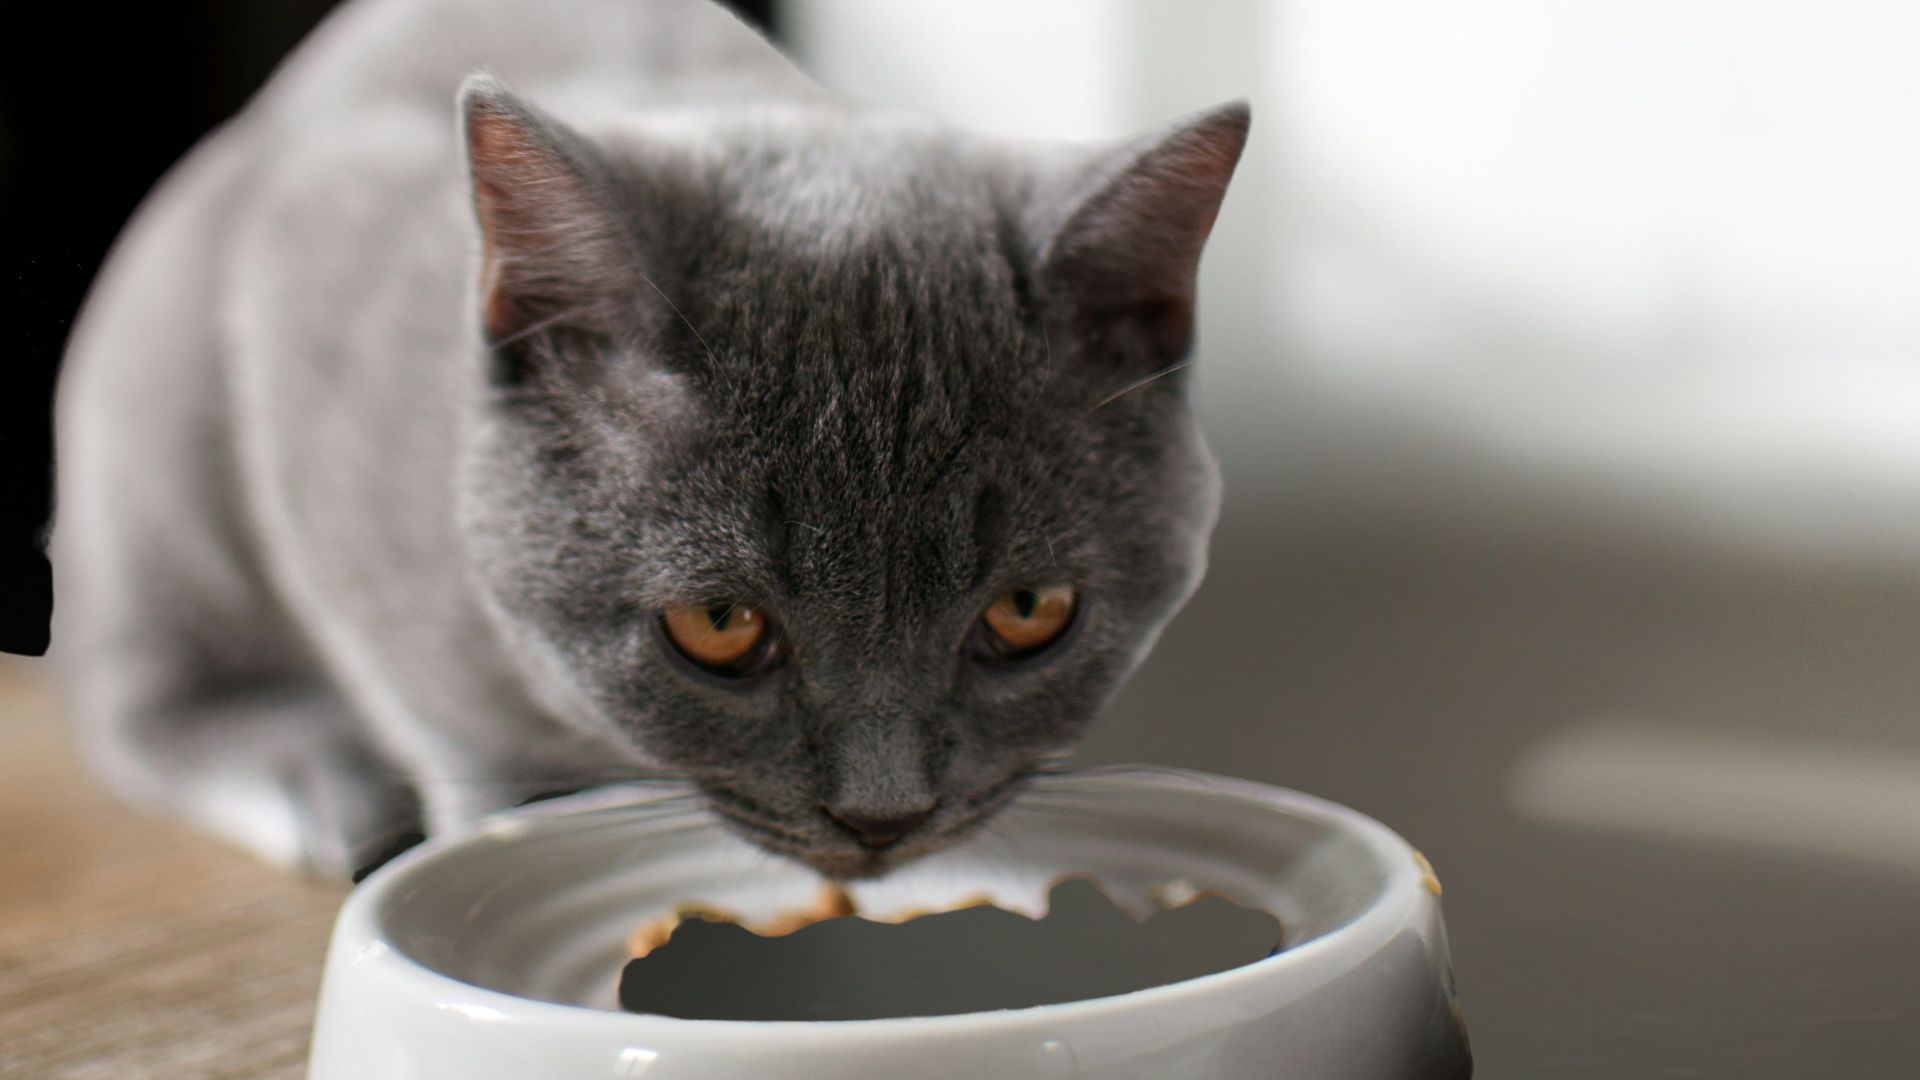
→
(661, 602, 777, 677)
(973, 585, 1078, 661)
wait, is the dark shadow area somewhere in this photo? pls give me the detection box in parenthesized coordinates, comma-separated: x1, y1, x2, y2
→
(620, 878, 1283, 1021)
(1, 1, 344, 654)
(0, 0, 773, 655)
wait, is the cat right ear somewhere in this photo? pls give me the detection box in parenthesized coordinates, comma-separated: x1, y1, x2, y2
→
(460, 76, 632, 363)
(1034, 101, 1250, 372)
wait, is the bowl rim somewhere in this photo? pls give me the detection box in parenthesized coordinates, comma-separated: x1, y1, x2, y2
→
(333, 770, 1433, 1036)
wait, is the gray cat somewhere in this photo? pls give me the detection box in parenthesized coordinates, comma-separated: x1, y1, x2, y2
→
(50, 0, 1247, 879)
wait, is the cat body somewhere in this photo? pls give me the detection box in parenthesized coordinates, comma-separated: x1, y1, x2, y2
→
(51, 0, 1246, 877)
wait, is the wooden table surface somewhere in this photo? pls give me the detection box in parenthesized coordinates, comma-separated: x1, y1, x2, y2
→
(0, 660, 347, 1079)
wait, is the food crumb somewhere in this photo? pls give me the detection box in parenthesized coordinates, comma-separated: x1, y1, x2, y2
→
(1413, 851, 1443, 896)
(627, 885, 857, 959)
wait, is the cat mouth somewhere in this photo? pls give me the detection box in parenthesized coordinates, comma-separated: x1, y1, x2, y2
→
(700, 798, 920, 879)
(697, 776, 1032, 880)
(703, 803, 898, 879)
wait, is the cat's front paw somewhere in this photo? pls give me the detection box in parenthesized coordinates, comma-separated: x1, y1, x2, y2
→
(183, 735, 419, 880)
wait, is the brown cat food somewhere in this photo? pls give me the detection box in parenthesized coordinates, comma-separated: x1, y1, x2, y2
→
(626, 885, 860, 959)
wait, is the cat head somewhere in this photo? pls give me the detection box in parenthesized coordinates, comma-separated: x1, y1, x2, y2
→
(454, 76, 1247, 877)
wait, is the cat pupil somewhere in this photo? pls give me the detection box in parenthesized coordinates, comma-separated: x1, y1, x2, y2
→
(1013, 590, 1037, 619)
(707, 605, 732, 631)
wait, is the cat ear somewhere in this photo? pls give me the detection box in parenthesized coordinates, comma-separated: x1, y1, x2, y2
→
(460, 76, 632, 354)
(1036, 101, 1250, 366)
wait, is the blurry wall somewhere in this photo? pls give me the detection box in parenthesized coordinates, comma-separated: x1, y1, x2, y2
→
(783, 0, 1920, 557)
(18, 0, 1915, 656)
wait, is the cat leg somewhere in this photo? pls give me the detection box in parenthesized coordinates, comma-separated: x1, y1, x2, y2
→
(75, 666, 421, 878)
(50, 126, 417, 878)
(52, 484, 422, 878)
(359, 679, 601, 843)
(51, 401, 421, 878)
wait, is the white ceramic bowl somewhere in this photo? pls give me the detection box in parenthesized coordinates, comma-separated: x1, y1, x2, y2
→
(309, 770, 1471, 1078)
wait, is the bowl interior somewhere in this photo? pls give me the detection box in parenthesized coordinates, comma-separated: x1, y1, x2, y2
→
(375, 772, 1396, 1013)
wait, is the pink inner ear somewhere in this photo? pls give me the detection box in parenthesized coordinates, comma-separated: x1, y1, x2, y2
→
(468, 108, 548, 340)
(471, 181, 519, 340)
(463, 98, 605, 343)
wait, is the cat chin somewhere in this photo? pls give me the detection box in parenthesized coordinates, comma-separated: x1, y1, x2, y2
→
(799, 850, 898, 882)
(801, 826, 983, 880)
(720, 830, 905, 881)
(709, 817, 955, 881)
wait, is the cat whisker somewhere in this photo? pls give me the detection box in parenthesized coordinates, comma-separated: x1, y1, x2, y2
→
(635, 269, 720, 368)
(1089, 357, 1195, 413)
(937, 776, 1032, 843)
(997, 800, 1101, 822)
(489, 303, 598, 348)
(953, 820, 1023, 877)
(1013, 789, 1142, 811)
(529, 810, 727, 851)
(536, 786, 707, 811)
(391, 774, 688, 787)
(1027, 762, 1222, 789)
(716, 816, 813, 849)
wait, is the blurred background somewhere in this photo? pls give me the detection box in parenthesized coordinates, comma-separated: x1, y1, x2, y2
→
(6, 1, 1919, 1075)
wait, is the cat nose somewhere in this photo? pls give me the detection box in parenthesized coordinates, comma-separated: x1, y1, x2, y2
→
(822, 802, 937, 849)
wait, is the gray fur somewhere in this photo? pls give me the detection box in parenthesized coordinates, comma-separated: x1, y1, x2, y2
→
(50, 0, 1247, 878)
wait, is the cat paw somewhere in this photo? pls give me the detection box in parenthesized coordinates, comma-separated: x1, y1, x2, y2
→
(182, 735, 419, 880)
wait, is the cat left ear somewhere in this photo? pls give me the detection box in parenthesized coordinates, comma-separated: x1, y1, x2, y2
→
(460, 76, 631, 353)
(1036, 101, 1250, 367)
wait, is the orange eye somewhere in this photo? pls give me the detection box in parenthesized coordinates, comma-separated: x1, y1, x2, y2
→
(661, 603, 770, 673)
(979, 585, 1077, 658)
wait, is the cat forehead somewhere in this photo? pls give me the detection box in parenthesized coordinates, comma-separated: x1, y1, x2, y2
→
(658, 170, 1045, 409)
(681, 235, 1043, 447)
(595, 106, 1016, 253)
